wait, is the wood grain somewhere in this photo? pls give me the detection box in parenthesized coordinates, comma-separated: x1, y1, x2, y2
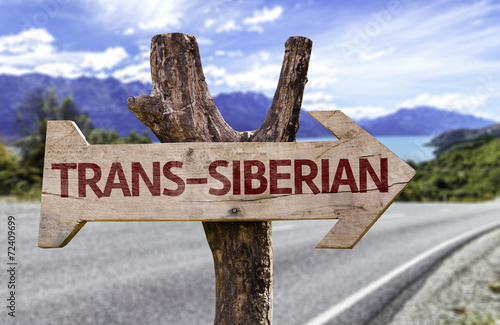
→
(39, 111, 415, 249)
(126, 33, 313, 325)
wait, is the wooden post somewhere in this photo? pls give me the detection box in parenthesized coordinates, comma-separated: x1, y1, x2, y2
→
(127, 33, 312, 325)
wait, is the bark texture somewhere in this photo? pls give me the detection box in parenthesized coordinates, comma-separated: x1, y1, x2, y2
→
(127, 32, 312, 325)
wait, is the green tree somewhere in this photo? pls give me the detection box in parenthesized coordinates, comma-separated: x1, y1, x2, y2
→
(0, 140, 20, 195)
(4, 88, 152, 199)
(86, 128, 152, 145)
(15, 88, 93, 181)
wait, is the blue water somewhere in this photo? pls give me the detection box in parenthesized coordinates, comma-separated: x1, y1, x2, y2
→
(297, 135, 435, 162)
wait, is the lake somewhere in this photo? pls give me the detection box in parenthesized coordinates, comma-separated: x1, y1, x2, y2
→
(297, 135, 435, 162)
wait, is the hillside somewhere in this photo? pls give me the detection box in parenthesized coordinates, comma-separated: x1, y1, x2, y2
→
(428, 123, 500, 155)
(399, 136, 500, 202)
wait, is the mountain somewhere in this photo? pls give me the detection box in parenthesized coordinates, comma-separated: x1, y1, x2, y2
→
(358, 106, 496, 136)
(0, 74, 496, 141)
(0, 73, 151, 141)
(0, 74, 333, 141)
(212, 91, 269, 132)
(212, 92, 333, 139)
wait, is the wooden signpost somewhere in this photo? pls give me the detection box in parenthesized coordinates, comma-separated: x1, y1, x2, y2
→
(39, 111, 414, 249)
(39, 33, 415, 325)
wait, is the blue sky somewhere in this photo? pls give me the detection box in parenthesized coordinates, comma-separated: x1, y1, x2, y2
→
(0, 0, 499, 121)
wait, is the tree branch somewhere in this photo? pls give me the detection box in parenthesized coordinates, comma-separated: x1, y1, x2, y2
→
(127, 33, 312, 325)
(127, 33, 240, 143)
(251, 36, 312, 142)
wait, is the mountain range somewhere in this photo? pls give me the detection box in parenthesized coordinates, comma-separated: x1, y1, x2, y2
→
(0, 74, 496, 141)
(358, 106, 495, 136)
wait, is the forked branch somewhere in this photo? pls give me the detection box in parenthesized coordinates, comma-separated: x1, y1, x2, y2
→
(127, 32, 312, 325)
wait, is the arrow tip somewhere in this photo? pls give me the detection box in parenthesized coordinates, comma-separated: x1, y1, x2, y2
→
(315, 217, 376, 249)
(38, 211, 86, 248)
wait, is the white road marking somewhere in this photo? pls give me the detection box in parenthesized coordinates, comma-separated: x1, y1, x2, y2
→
(304, 218, 500, 325)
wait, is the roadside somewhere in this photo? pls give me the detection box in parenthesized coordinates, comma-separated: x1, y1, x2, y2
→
(373, 227, 500, 324)
(2, 200, 500, 324)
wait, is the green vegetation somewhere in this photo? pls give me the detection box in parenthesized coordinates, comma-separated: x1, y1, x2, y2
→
(0, 140, 20, 196)
(448, 308, 497, 325)
(429, 123, 500, 156)
(2, 88, 498, 203)
(0, 88, 152, 200)
(399, 136, 500, 202)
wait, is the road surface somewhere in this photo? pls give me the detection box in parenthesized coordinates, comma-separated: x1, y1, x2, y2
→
(1, 200, 499, 324)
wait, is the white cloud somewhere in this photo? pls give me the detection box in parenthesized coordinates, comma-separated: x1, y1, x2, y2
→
(243, 6, 283, 25)
(306, 74, 339, 90)
(303, 102, 339, 112)
(0, 28, 55, 54)
(242, 6, 283, 33)
(216, 20, 241, 33)
(306, 56, 339, 90)
(360, 48, 394, 60)
(112, 61, 151, 84)
(204, 63, 281, 92)
(34, 63, 82, 79)
(228, 51, 243, 57)
(0, 29, 58, 71)
(0, 28, 131, 80)
(196, 37, 213, 45)
(339, 106, 389, 119)
(215, 50, 243, 57)
(205, 6, 284, 34)
(82, 47, 128, 71)
(246, 25, 264, 33)
(123, 27, 135, 35)
(303, 91, 334, 104)
(301, 102, 389, 120)
(397, 93, 487, 115)
(205, 19, 216, 28)
(258, 51, 270, 61)
(303, 0, 500, 123)
(86, 0, 185, 31)
(133, 44, 150, 60)
(327, 2, 500, 77)
(139, 14, 183, 30)
(204, 65, 227, 80)
(0, 66, 32, 75)
(302, 92, 388, 119)
(205, 6, 283, 34)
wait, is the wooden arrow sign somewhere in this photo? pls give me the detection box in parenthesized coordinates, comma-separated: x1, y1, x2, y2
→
(39, 110, 415, 249)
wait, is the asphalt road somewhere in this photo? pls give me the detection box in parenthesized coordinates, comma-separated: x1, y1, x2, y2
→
(1, 200, 499, 325)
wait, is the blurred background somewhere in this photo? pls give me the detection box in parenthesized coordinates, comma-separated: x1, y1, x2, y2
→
(0, 1, 500, 324)
(0, 0, 499, 201)
(1, 0, 500, 201)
